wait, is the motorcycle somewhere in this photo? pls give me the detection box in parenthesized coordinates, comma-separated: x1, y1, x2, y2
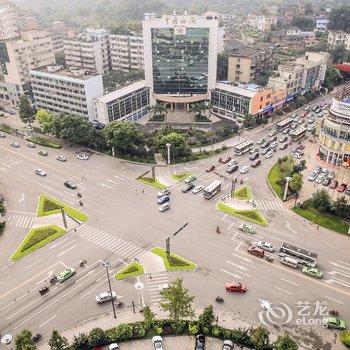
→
(32, 334, 42, 343)
(115, 300, 123, 307)
(77, 192, 82, 198)
(215, 296, 224, 303)
(216, 226, 220, 234)
(39, 286, 49, 295)
(265, 256, 274, 263)
(80, 259, 86, 267)
(329, 309, 339, 316)
(79, 200, 84, 206)
(49, 274, 57, 284)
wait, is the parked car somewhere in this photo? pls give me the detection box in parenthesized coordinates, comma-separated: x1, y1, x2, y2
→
(279, 143, 288, 150)
(27, 142, 35, 148)
(206, 165, 215, 172)
(159, 203, 170, 212)
(268, 129, 277, 137)
(249, 147, 259, 155)
(251, 159, 261, 168)
(10, 141, 19, 148)
(184, 175, 196, 183)
(269, 136, 277, 143)
(222, 340, 234, 350)
(279, 136, 288, 143)
(322, 178, 331, 186)
(64, 180, 77, 189)
(345, 188, 350, 196)
(225, 282, 247, 293)
(260, 141, 270, 148)
(0, 131, 5, 138)
(38, 150, 48, 156)
(195, 334, 205, 350)
(219, 156, 231, 163)
(327, 171, 335, 179)
(157, 195, 170, 204)
(35, 168, 46, 177)
(315, 175, 324, 184)
(256, 241, 275, 252)
(108, 344, 119, 350)
(239, 223, 255, 234)
(57, 267, 75, 283)
(337, 183, 347, 193)
(302, 267, 323, 279)
(247, 246, 264, 258)
(249, 152, 259, 161)
(240, 166, 249, 174)
(56, 155, 66, 162)
(227, 159, 237, 167)
(182, 183, 195, 193)
(192, 185, 204, 194)
(157, 188, 171, 198)
(257, 138, 266, 145)
(330, 180, 338, 189)
(152, 336, 164, 350)
(308, 172, 318, 182)
(226, 164, 238, 173)
(324, 317, 346, 330)
(282, 128, 290, 134)
(269, 141, 278, 149)
(95, 291, 117, 304)
(265, 151, 274, 159)
(261, 147, 270, 155)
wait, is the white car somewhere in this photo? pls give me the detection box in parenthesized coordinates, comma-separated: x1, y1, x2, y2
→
(308, 172, 318, 181)
(292, 152, 301, 159)
(307, 118, 314, 124)
(76, 154, 89, 160)
(10, 141, 19, 148)
(27, 142, 35, 148)
(192, 185, 204, 194)
(157, 188, 171, 198)
(315, 175, 324, 184)
(227, 159, 238, 167)
(108, 344, 119, 350)
(240, 166, 249, 174)
(159, 203, 170, 212)
(307, 124, 315, 131)
(268, 130, 277, 137)
(257, 241, 275, 252)
(152, 336, 164, 350)
(279, 136, 288, 143)
(35, 168, 46, 177)
(95, 291, 117, 304)
(0, 131, 5, 138)
(56, 155, 66, 162)
(265, 151, 273, 159)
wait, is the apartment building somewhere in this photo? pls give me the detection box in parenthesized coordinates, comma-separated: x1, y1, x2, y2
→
(285, 28, 316, 46)
(96, 80, 149, 124)
(64, 28, 110, 74)
(109, 34, 144, 72)
(248, 15, 277, 32)
(227, 45, 274, 83)
(0, 29, 55, 104)
(0, 0, 18, 40)
(16, 16, 39, 32)
(328, 30, 350, 51)
(30, 65, 103, 121)
(50, 21, 68, 53)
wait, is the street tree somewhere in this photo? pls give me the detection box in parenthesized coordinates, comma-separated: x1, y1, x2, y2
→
(36, 109, 54, 134)
(143, 305, 156, 330)
(328, 5, 350, 33)
(159, 278, 195, 322)
(88, 327, 107, 347)
(311, 189, 332, 213)
(18, 95, 35, 125)
(48, 330, 69, 350)
(102, 121, 143, 155)
(290, 173, 303, 192)
(15, 329, 36, 350)
(72, 333, 89, 350)
(198, 305, 216, 329)
(332, 196, 350, 219)
(155, 132, 190, 160)
(250, 325, 270, 350)
(274, 333, 298, 350)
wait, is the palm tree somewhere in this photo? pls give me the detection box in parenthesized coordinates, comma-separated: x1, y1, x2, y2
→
(148, 103, 167, 120)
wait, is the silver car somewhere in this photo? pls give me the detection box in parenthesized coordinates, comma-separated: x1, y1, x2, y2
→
(35, 168, 46, 177)
(240, 165, 249, 174)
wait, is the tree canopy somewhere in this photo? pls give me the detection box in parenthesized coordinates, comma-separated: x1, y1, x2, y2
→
(19, 95, 35, 124)
(48, 330, 69, 350)
(329, 5, 350, 33)
(274, 333, 298, 350)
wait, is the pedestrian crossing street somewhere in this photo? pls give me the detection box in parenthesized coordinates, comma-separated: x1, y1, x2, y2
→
(5, 213, 35, 228)
(144, 272, 169, 305)
(254, 200, 286, 211)
(99, 175, 129, 190)
(75, 224, 146, 259)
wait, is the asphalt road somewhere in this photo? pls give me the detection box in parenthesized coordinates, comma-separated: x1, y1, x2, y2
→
(0, 92, 348, 349)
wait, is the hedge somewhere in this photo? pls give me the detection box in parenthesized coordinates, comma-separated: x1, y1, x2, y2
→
(341, 331, 350, 348)
(115, 261, 144, 280)
(27, 135, 61, 149)
(171, 172, 192, 181)
(0, 123, 14, 134)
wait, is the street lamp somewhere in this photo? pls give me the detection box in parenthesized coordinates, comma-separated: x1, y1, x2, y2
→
(166, 143, 171, 165)
(294, 192, 299, 208)
(231, 176, 238, 197)
(283, 176, 291, 201)
(166, 222, 189, 261)
(102, 261, 116, 319)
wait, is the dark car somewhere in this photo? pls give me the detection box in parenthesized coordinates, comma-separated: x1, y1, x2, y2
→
(195, 334, 205, 350)
(251, 159, 261, 168)
(330, 180, 338, 189)
(269, 136, 277, 143)
(64, 180, 77, 189)
(157, 195, 170, 204)
(182, 183, 195, 193)
(337, 183, 347, 193)
(322, 178, 331, 186)
(249, 152, 259, 161)
(247, 246, 264, 258)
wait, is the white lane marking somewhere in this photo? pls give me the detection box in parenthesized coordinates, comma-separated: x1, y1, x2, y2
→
(235, 242, 242, 251)
(227, 223, 233, 230)
(231, 252, 253, 263)
(226, 260, 248, 271)
(275, 286, 293, 295)
(329, 262, 350, 272)
(49, 238, 69, 250)
(323, 295, 343, 305)
(19, 192, 24, 203)
(58, 244, 77, 257)
(25, 259, 42, 269)
(61, 240, 75, 248)
(6, 210, 35, 215)
(324, 279, 349, 288)
(38, 315, 56, 328)
(280, 278, 298, 286)
(220, 268, 242, 279)
(100, 183, 113, 189)
(107, 179, 119, 185)
(286, 222, 297, 234)
(327, 270, 350, 279)
(338, 260, 350, 268)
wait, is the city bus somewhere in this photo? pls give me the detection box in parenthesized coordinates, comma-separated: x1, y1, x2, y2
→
(290, 126, 307, 141)
(234, 140, 254, 156)
(276, 117, 294, 131)
(203, 180, 222, 199)
(278, 242, 317, 267)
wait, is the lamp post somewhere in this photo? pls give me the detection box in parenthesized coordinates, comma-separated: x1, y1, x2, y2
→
(102, 261, 116, 319)
(294, 192, 299, 208)
(283, 176, 291, 201)
(166, 143, 171, 165)
(231, 176, 237, 197)
(166, 222, 189, 260)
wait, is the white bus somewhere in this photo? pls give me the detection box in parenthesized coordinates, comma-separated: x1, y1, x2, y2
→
(278, 242, 317, 267)
(203, 180, 222, 199)
(276, 117, 294, 131)
(290, 126, 307, 141)
(234, 140, 254, 156)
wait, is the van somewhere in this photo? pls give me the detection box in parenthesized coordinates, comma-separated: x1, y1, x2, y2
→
(226, 164, 238, 174)
(227, 159, 237, 167)
(280, 256, 298, 269)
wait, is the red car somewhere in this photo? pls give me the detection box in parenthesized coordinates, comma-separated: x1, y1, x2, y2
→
(206, 165, 215, 172)
(219, 156, 231, 164)
(225, 282, 247, 293)
(337, 183, 347, 193)
(247, 246, 265, 258)
(330, 180, 338, 189)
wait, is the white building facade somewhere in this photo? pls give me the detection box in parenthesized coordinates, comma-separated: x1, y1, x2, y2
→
(142, 13, 218, 110)
(0, 0, 18, 40)
(30, 66, 103, 121)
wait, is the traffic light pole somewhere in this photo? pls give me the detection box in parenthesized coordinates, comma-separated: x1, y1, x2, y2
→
(166, 222, 189, 260)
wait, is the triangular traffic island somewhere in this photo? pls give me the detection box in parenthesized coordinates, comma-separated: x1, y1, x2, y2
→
(10, 195, 89, 262)
(233, 185, 253, 200)
(115, 261, 145, 280)
(138, 176, 167, 190)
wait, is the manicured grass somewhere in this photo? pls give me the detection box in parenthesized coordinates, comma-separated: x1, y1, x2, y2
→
(267, 163, 284, 199)
(293, 206, 349, 234)
(138, 177, 166, 190)
(10, 225, 66, 262)
(27, 135, 61, 149)
(37, 195, 88, 222)
(151, 247, 197, 271)
(233, 185, 253, 200)
(171, 172, 192, 181)
(0, 123, 14, 134)
(115, 261, 144, 280)
(217, 202, 268, 227)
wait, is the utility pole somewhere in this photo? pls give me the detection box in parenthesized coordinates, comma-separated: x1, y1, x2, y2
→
(102, 261, 116, 319)
(61, 208, 67, 229)
(231, 176, 237, 197)
(166, 222, 189, 260)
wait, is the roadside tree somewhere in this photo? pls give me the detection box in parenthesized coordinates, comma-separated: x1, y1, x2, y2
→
(48, 330, 69, 350)
(18, 95, 35, 125)
(72, 333, 89, 349)
(311, 189, 332, 212)
(290, 173, 303, 192)
(274, 333, 298, 350)
(36, 109, 54, 134)
(198, 305, 216, 330)
(249, 325, 270, 350)
(88, 327, 107, 347)
(332, 196, 350, 219)
(143, 304, 156, 330)
(155, 132, 190, 160)
(159, 278, 195, 322)
(15, 329, 36, 350)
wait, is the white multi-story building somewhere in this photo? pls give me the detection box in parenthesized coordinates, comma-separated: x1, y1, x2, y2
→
(109, 34, 144, 72)
(328, 30, 350, 51)
(30, 66, 104, 121)
(0, 0, 18, 40)
(248, 15, 277, 32)
(142, 13, 218, 110)
(50, 21, 68, 53)
(0, 29, 55, 105)
(97, 80, 149, 124)
(64, 28, 110, 74)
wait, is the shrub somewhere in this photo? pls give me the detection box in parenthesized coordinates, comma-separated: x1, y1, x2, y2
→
(88, 328, 107, 347)
(72, 333, 89, 350)
(231, 328, 252, 346)
(115, 324, 133, 341)
(155, 325, 163, 335)
(132, 322, 147, 338)
(340, 330, 350, 347)
(43, 198, 63, 212)
(188, 322, 199, 335)
(172, 320, 187, 334)
(211, 326, 221, 337)
(21, 227, 58, 252)
(105, 329, 117, 343)
(27, 135, 61, 148)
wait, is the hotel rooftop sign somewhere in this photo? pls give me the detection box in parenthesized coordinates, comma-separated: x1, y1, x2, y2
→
(161, 14, 198, 26)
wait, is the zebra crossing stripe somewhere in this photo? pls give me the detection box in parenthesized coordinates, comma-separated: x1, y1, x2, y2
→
(124, 246, 143, 258)
(115, 242, 135, 255)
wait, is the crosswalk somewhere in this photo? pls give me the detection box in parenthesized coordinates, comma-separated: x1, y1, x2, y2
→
(75, 224, 146, 259)
(145, 272, 169, 305)
(99, 175, 129, 189)
(5, 214, 35, 228)
(254, 200, 286, 211)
